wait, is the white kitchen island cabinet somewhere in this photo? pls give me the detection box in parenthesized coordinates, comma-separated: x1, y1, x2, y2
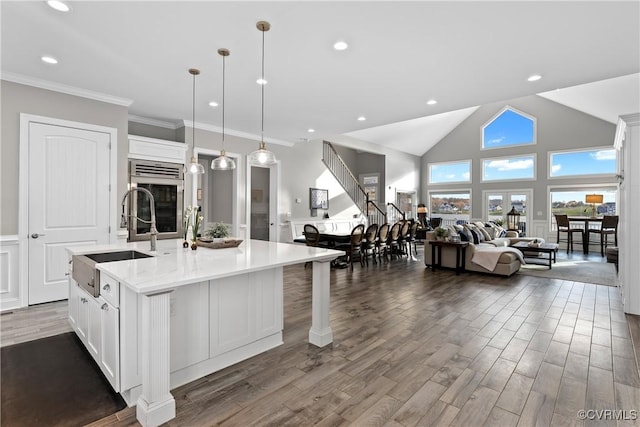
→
(67, 239, 342, 427)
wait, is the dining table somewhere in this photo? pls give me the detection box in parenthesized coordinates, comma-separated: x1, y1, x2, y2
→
(317, 232, 352, 247)
(567, 216, 603, 254)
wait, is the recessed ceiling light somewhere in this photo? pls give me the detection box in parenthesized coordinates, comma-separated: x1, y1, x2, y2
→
(47, 0, 70, 12)
(333, 41, 348, 51)
(357, 116, 366, 121)
(527, 74, 542, 82)
(307, 128, 315, 133)
(426, 99, 438, 105)
(41, 56, 58, 64)
(256, 78, 267, 85)
(208, 101, 219, 107)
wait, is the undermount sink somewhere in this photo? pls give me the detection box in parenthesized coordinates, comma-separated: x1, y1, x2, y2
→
(83, 250, 153, 263)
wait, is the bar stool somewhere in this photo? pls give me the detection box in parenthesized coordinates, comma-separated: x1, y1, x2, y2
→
(587, 215, 618, 256)
(554, 214, 582, 253)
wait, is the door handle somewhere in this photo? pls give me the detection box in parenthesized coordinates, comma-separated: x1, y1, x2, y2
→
(31, 233, 46, 238)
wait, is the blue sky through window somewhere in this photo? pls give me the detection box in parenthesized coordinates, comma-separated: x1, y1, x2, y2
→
(483, 108, 535, 149)
(482, 155, 535, 181)
(550, 149, 617, 177)
(429, 161, 471, 184)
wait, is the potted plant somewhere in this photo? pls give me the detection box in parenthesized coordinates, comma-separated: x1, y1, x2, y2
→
(206, 222, 230, 242)
(191, 210, 203, 250)
(435, 226, 449, 241)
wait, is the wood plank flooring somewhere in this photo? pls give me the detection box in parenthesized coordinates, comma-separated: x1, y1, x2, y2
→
(3, 251, 640, 427)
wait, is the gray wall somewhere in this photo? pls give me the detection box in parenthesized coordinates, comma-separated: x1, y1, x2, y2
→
(2, 79, 422, 241)
(128, 121, 179, 141)
(420, 95, 617, 221)
(1, 80, 129, 235)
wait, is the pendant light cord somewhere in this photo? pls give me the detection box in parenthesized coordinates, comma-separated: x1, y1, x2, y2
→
(261, 27, 265, 144)
(222, 54, 226, 144)
(192, 71, 196, 153)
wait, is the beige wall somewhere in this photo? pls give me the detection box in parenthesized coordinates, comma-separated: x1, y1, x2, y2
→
(1, 80, 129, 235)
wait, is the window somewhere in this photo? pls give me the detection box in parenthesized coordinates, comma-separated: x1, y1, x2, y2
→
(428, 160, 471, 184)
(549, 147, 617, 178)
(482, 106, 536, 150)
(428, 190, 471, 226)
(482, 154, 536, 182)
(549, 186, 617, 229)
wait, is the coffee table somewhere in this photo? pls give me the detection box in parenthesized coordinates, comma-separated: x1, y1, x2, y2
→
(512, 241, 559, 269)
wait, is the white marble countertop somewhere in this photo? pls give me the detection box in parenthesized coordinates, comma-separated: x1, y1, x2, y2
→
(67, 239, 342, 295)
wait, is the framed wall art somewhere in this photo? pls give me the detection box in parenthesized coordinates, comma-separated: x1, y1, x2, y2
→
(309, 188, 329, 210)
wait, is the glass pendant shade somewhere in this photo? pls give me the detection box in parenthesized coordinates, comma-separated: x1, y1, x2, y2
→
(248, 141, 277, 165)
(211, 48, 236, 171)
(187, 68, 205, 175)
(248, 21, 277, 166)
(188, 155, 205, 174)
(211, 149, 236, 170)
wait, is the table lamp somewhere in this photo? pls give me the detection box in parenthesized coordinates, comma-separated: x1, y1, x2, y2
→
(585, 194, 603, 218)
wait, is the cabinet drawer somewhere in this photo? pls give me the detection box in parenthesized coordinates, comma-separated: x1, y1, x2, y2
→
(99, 273, 119, 308)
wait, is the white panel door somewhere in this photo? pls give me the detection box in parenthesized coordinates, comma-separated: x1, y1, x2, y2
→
(28, 123, 111, 304)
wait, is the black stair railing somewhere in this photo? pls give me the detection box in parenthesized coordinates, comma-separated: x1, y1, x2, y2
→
(322, 141, 387, 226)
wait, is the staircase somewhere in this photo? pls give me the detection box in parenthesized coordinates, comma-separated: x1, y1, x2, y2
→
(322, 141, 387, 226)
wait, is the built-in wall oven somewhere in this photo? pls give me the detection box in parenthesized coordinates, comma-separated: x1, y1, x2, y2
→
(128, 159, 184, 241)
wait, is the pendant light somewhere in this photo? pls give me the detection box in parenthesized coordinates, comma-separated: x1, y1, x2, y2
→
(187, 68, 205, 175)
(248, 20, 277, 166)
(211, 48, 236, 170)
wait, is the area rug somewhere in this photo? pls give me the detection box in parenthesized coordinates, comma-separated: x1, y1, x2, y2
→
(1, 332, 126, 426)
(517, 258, 617, 286)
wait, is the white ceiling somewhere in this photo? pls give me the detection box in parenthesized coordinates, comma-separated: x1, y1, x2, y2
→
(2, 1, 639, 156)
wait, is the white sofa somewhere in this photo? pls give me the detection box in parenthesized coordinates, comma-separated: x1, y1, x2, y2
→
(423, 226, 543, 277)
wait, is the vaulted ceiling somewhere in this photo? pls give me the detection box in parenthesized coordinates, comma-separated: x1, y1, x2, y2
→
(2, 1, 639, 156)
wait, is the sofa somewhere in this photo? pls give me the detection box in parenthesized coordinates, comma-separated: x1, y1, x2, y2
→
(423, 222, 543, 277)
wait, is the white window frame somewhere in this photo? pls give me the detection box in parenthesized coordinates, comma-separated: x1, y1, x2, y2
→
(548, 146, 618, 179)
(427, 159, 472, 184)
(547, 183, 619, 231)
(482, 189, 533, 235)
(427, 188, 473, 225)
(481, 153, 537, 183)
(481, 105, 537, 150)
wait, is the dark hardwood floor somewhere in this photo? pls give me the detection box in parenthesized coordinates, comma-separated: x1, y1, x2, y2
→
(2, 249, 639, 426)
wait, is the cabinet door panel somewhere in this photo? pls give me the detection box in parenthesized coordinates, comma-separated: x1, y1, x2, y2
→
(76, 289, 89, 342)
(100, 300, 120, 391)
(87, 296, 101, 361)
(68, 281, 78, 331)
(210, 275, 256, 356)
(254, 269, 283, 336)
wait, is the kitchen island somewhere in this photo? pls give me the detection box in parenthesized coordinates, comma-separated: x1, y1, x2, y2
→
(66, 239, 342, 427)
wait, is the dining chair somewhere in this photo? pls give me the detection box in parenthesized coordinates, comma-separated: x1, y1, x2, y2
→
(397, 220, 411, 257)
(336, 224, 365, 268)
(429, 217, 442, 229)
(587, 215, 618, 256)
(303, 224, 321, 268)
(361, 223, 379, 266)
(375, 223, 390, 262)
(554, 214, 583, 253)
(406, 222, 420, 256)
(387, 222, 403, 259)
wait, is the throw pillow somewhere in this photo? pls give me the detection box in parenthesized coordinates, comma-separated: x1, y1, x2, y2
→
(479, 227, 492, 241)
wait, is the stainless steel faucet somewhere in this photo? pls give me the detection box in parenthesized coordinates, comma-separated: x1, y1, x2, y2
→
(120, 188, 158, 251)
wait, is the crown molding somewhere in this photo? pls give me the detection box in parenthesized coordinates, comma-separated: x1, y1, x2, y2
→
(181, 120, 294, 147)
(1, 71, 133, 107)
(128, 114, 179, 130)
(620, 113, 640, 126)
